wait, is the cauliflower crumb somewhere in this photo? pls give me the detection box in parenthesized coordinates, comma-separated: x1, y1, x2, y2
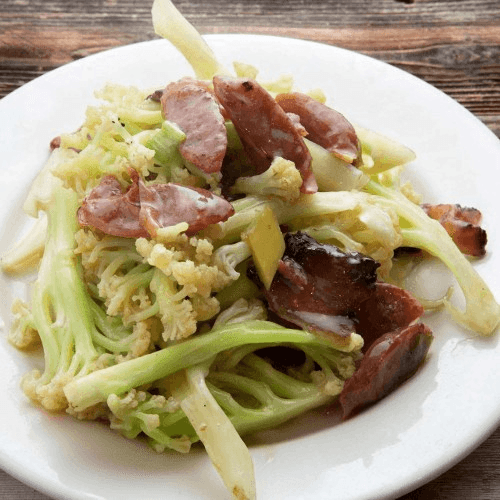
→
(191, 237, 214, 264)
(170, 260, 221, 298)
(128, 320, 153, 358)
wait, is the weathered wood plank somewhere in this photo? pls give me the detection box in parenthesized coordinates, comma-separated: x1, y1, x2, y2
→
(1, 0, 499, 27)
(1, 21, 498, 135)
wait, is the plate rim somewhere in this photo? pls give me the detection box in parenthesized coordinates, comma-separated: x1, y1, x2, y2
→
(1, 33, 500, 500)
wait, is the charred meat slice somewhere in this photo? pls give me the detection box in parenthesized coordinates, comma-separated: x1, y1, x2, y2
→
(422, 203, 487, 257)
(354, 282, 424, 350)
(257, 231, 380, 345)
(339, 323, 433, 419)
(254, 232, 424, 348)
(275, 92, 362, 165)
(78, 170, 234, 238)
(212, 76, 318, 194)
(147, 89, 164, 102)
(161, 77, 227, 174)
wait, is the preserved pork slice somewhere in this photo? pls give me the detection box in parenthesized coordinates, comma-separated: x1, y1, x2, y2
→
(213, 76, 317, 194)
(161, 77, 227, 174)
(252, 232, 424, 348)
(354, 282, 424, 350)
(421, 203, 487, 257)
(138, 177, 234, 237)
(78, 170, 234, 238)
(339, 323, 433, 419)
(276, 92, 362, 165)
(77, 175, 147, 238)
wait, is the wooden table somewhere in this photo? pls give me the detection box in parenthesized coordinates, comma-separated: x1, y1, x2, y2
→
(1, 1, 499, 498)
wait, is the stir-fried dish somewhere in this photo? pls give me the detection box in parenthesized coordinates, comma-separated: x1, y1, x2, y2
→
(1, 1, 499, 498)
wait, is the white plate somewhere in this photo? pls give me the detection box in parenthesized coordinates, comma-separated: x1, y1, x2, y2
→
(1, 34, 500, 500)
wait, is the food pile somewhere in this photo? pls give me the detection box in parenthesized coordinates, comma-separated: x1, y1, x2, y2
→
(1, 1, 498, 498)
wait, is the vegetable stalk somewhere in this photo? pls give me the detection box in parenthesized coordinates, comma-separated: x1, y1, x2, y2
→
(64, 320, 359, 411)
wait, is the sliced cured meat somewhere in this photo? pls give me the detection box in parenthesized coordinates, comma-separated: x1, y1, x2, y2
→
(422, 203, 482, 225)
(255, 232, 380, 345)
(77, 175, 147, 238)
(213, 76, 318, 194)
(160, 77, 227, 174)
(252, 232, 425, 348)
(78, 170, 234, 238)
(421, 203, 487, 257)
(138, 177, 235, 237)
(339, 323, 433, 419)
(354, 282, 424, 350)
(286, 112, 308, 137)
(275, 92, 361, 165)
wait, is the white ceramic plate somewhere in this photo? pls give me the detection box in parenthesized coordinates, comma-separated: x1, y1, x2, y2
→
(1, 35, 500, 500)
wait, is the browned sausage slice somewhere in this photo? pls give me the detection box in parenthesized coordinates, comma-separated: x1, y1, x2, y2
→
(339, 323, 433, 419)
(275, 92, 361, 165)
(78, 170, 234, 238)
(77, 175, 148, 239)
(251, 232, 425, 349)
(213, 76, 318, 194)
(138, 177, 235, 237)
(421, 203, 487, 257)
(354, 282, 425, 350)
(161, 77, 227, 174)
(253, 231, 380, 346)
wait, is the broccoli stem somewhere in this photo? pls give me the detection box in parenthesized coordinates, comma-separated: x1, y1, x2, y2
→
(365, 179, 500, 335)
(64, 320, 341, 411)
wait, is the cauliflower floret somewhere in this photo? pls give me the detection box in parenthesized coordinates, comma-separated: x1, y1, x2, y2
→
(126, 138, 156, 179)
(190, 295, 220, 322)
(125, 320, 154, 359)
(136, 237, 233, 294)
(21, 370, 73, 412)
(191, 236, 214, 264)
(53, 103, 160, 197)
(67, 402, 110, 421)
(107, 388, 194, 454)
(94, 83, 153, 107)
(170, 260, 223, 298)
(137, 236, 232, 341)
(213, 241, 251, 280)
(8, 299, 40, 350)
(77, 230, 230, 344)
(135, 237, 184, 276)
(231, 156, 303, 203)
(93, 83, 163, 129)
(149, 270, 198, 341)
(213, 298, 267, 328)
(101, 269, 153, 320)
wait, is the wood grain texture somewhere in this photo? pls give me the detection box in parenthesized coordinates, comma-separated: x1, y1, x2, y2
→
(0, 1, 499, 499)
(1, 0, 499, 135)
